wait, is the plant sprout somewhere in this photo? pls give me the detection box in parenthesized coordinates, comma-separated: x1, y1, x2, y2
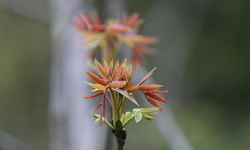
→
(75, 12, 168, 150)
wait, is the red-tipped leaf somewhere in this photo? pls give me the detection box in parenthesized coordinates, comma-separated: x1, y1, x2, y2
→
(86, 71, 106, 85)
(83, 92, 103, 99)
(138, 84, 162, 91)
(95, 59, 106, 77)
(146, 96, 162, 111)
(123, 13, 142, 28)
(147, 92, 168, 103)
(93, 102, 103, 112)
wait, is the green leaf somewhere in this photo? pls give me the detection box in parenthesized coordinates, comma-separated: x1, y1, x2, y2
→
(93, 113, 100, 119)
(135, 112, 143, 123)
(121, 111, 135, 127)
(132, 107, 159, 122)
(120, 114, 125, 124)
(125, 111, 131, 116)
(104, 120, 115, 130)
(92, 113, 115, 129)
(143, 114, 154, 120)
(139, 107, 159, 113)
(132, 108, 140, 113)
(121, 107, 159, 126)
(124, 112, 134, 122)
(95, 118, 100, 124)
(112, 88, 139, 106)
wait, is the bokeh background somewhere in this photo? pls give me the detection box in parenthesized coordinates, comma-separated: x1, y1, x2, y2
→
(0, 0, 250, 150)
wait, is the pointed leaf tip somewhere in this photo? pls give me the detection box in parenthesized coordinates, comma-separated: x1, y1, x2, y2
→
(138, 84, 162, 91)
(147, 93, 168, 103)
(137, 67, 157, 86)
(85, 82, 106, 91)
(83, 92, 103, 99)
(86, 71, 106, 85)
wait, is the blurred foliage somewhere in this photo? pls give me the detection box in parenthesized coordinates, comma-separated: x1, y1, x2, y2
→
(191, 0, 250, 117)
(1, 0, 250, 150)
(0, 9, 49, 150)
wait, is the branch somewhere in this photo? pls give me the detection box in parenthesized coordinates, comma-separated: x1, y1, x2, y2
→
(112, 121, 126, 150)
(48, 0, 104, 150)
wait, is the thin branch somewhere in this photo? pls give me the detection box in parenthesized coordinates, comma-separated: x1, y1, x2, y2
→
(112, 121, 127, 150)
(0, 0, 48, 23)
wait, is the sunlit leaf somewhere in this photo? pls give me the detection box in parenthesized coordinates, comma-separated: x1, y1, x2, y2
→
(135, 112, 143, 123)
(132, 107, 159, 121)
(139, 107, 159, 113)
(143, 114, 153, 120)
(122, 111, 135, 127)
(120, 114, 125, 124)
(85, 82, 106, 91)
(92, 113, 115, 129)
(93, 113, 100, 119)
(95, 118, 100, 124)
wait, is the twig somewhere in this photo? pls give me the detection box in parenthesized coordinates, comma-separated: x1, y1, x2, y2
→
(49, 0, 103, 150)
(112, 121, 127, 150)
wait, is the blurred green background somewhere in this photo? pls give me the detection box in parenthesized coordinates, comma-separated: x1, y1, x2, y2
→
(0, 0, 250, 150)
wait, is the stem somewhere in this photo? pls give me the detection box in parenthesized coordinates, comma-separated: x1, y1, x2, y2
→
(111, 90, 118, 123)
(112, 120, 127, 150)
(111, 90, 124, 125)
(111, 89, 127, 149)
(103, 36, 118, 63)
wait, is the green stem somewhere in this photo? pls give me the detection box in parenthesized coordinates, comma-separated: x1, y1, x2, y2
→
(103, 36, 118, 63)
(111, 90, 118, 124)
